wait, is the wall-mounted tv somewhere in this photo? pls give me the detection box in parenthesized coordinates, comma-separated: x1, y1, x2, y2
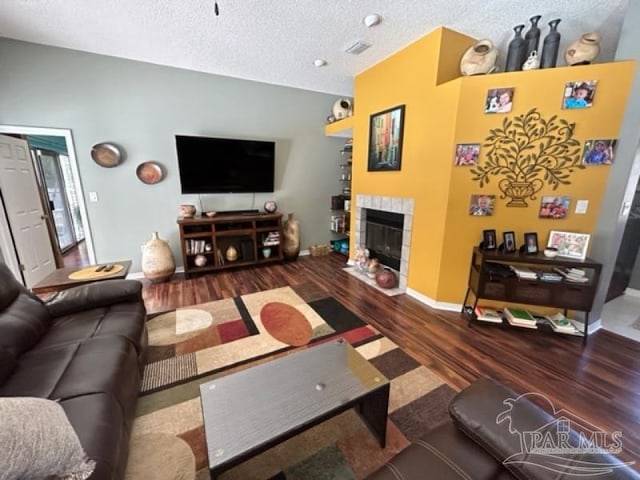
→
(175, 134, 275, 194)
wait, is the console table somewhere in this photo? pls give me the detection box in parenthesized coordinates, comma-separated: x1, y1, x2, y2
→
(462, 247, 602, 344)
(177, 213, 283, 277)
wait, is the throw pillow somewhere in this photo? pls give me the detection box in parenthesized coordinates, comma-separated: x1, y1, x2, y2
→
(0, 397, 95, 480)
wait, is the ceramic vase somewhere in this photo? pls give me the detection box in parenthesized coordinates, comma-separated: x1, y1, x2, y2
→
(141, 232, 176, 283)
(505, 24, 527, 72)
(262, 247, 272, 259)
(459, 39, 498, 76)
(375, 268, 397, 289)
(179, 204, 196, 218)
(565, 32, 601, 66)
(282, 213, 300, 261)
(194, 254, 207, 267)
(522, 50, 540, 70)
(540, 19, 562, 68)
(524, 15, 542, 57)
(332, 98, 353, 120)
(225, 245, 238, 262)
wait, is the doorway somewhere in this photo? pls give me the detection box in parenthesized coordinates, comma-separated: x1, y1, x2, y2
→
(0, 125, 95, 278)
(33, 148, 86, 252)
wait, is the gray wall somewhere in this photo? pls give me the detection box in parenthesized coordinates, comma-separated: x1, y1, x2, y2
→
(631, 253, 640, 289)
(590, 2, 640, 321)
(0, 38, 345, 272)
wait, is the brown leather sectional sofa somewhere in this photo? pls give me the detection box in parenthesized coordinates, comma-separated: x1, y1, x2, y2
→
(368, 377, 640, 480)
(0, 263, 148, 480)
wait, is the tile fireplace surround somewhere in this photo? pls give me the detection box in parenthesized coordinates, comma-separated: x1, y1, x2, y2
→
(351, 194, 414, 292)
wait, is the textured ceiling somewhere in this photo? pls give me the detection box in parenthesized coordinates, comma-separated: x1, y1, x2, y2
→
(0, 0, 629, 96)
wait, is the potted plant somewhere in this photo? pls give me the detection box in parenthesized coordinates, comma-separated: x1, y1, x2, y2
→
(471, 108, 583, 206)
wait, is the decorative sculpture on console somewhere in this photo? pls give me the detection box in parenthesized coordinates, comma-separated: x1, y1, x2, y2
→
(470, 108, 582, 207)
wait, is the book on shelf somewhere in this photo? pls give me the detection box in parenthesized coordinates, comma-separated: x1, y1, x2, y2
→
(504, 307, 537, 328)
(553, 267, 589, 283)
(263, 231, 280, 246)
(474, 306, 503, 323)
(546, 312, 580, 334)
(509, 265, 537, 279)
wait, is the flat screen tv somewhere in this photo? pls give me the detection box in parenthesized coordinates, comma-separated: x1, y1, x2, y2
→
(175, 135, 275, 193)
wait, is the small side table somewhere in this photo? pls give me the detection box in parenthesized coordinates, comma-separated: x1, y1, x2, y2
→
(31, 260, 132, 295)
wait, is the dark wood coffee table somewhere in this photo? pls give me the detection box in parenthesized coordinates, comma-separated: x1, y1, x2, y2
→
(199, 338, 390, 478)
(31, 260, 132, 295)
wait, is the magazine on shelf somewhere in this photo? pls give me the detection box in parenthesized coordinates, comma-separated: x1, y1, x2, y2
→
(474, 306, 503, 323)
(504, 307, 537, 328)
(553, 267, 589, 283)
(546, 312, 580, 334)
(509, 265, 537, 279)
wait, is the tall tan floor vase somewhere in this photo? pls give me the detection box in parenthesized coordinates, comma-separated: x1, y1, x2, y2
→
(142, 232, 176, 283)
(282, 213, 300, 261)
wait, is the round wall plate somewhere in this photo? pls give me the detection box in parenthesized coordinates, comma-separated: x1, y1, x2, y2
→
(91, 142, 123, 168)
(136, 161, 165, 184)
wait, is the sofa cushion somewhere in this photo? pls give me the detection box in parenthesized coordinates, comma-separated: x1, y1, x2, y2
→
(37, 301, 147, 355)
(0, 290, 51, 356)
(60, 392, 126, 479)
(0, 342, 79, 398)
(0, 396, 95, 480)
(0, 347, 17, 384)
(449, 378, 640, 480)
(45, 279, 144, 318)
(0, 262, 22, 310)
(367, 420, 516, 480)
(0, 336, 140, 424)
(50, 336, 142, 426)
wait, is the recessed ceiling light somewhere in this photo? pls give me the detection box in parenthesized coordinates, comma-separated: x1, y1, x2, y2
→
(363, 13, 382, 28)
(313, 59, 328, 67)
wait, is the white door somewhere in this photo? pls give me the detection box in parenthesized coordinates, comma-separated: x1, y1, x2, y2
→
(0, 135, 56, 286)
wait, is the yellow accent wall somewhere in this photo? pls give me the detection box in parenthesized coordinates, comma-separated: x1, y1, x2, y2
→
(349, 26, 635, 304)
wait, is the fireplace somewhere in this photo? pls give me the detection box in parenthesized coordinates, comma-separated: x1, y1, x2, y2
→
(365, 209, 403, 271)
(352, 195, 414, 292)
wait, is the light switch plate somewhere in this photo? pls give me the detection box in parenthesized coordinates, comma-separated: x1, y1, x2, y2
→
(89, 192, 99, 202)
(575, 199, 588, 214)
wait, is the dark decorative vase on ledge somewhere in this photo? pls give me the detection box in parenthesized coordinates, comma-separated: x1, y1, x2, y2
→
(524, 15, 542, 57)
(505, 24, 527, 72)
(540, 19, 562, 68)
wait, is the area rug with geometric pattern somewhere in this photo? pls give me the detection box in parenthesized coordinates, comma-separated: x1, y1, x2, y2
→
(125, 285, 457, 480)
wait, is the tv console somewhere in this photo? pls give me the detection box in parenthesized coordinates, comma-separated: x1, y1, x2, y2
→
(178, 212, 283, 276)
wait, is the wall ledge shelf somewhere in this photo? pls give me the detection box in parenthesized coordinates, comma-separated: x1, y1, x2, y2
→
(324, 117, 354, 137)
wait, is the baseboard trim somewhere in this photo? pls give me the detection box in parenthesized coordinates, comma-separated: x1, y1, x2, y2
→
(624, 287, 640, 298)
(406, 288, 463, 312)
(126, 266, 185, 280)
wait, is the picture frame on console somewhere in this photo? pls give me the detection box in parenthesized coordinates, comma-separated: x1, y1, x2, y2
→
(368, 105, 405, 172)
(547, 230, 591, 260)
(482, 229, 497, 250)
(523, 232, 539, 254)
(502, 231, 516, 253)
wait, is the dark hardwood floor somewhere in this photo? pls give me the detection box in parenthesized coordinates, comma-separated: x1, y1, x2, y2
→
(141, 253, 640, 467)
(62, 240, 90, 268)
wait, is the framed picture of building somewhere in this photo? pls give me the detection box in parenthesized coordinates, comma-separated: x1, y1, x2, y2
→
(368, 105, 405, 172)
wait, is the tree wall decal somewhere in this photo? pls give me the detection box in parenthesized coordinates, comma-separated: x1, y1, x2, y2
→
(471, 108, 583, 207)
